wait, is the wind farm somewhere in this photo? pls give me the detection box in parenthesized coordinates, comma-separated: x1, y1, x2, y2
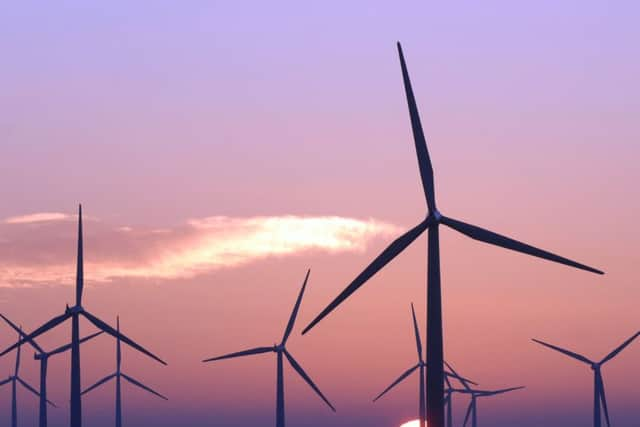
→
(1, 2, 639, 427)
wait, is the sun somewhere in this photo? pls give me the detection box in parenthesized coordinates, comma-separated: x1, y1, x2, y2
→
(399, 420, 426, 427)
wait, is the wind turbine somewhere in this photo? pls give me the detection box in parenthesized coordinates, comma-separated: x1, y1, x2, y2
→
(443, 360, 474, 427)
(0, 327, 54, 427)
(372, 303, 476, 427)
(0, 205, 167, 427)
(455, 385, 525, 427)
(0, 313, 102, 427)
(203, 270, 335, 427)
(82, 317, 167, 427)
(533, 331, 640, 427)
(301, 42, 603, 427)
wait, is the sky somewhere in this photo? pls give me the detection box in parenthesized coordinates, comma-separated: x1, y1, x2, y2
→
(1, 1, 639, 426)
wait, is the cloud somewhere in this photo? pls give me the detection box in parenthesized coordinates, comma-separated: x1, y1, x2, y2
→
(3, 212, 73, 224)
(0, 214, 399, 287)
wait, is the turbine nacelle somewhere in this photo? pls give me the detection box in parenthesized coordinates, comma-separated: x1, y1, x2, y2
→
(274, 344, 285, 353)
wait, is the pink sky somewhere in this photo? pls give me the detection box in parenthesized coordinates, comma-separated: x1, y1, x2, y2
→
(1, 1, 639, 426)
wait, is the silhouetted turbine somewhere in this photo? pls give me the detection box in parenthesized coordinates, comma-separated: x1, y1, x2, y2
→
(0, 313, 102, 427)
(372, 303, 476, 427)
(302, 42, 603, 427)
(443, 360, 475, 427)
(453, 386, 525, 427)
(82, 317, 167, 427)
(203, 270, 335, 427)
(533, 331, 640, 427)
(0, 205, 167, 427)
(0, 327, 55, 427)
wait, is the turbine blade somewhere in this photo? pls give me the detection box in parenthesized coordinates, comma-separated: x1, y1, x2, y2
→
(481, 386, 525, 396)
(81, 373, 116, 395)
(0, 312, 71, 357)
(81, 311, 166, 365)
(282, 269, 310, 345)
(441, 216, 603, 275)
(600, 331, 640, 365)
(397, 42, 436, 212)
(0, 314, 44, 353)
(444, 370, 477, 386)
(597, 372, 611, 427)
(372, 364, 419, 402)
(0, 377, 11, 387)
(444, 360, 475, 390)
(122, 373, 168, 400)
(16, 377, 52, 408)
(283, 350, 335, 411)
(410, 303, 422, 361)
(532, 339, 593, 364)
(462, 401, 473, 427)
(48, 331, 104, 357)
(202, 346, 273, 362)
(302, 220, 429, 334)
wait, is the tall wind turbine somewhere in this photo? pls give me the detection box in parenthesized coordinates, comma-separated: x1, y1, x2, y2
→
(455, 385, 525, 427)
(0, 313, 102, 427)
(533, 331, 640, 427)
(0, 205, 167, 427)
(0, 327, 54, 427)
(82, 317, 167, 427)
(372, 303, 475, 427)
(302, 42, 604, 427)
(203, 270, 335, 427)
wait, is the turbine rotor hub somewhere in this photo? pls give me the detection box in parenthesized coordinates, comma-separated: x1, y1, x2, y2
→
(428, 210, 443, 224)
(67, 305, 84, 314)
(274, 344, 285, 352)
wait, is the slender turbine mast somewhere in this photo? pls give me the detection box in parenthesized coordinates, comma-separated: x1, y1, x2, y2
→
(455, 386, 525, 427)
(533, 331, 640, 427)
(0, 327, 54, 427)
(203, 270, 335, 427)
(0, 205, 167, 427)
(372, 304, 476, 427)
(302, 42, 603, 427)
(82, 317, 168, 427)
(0, 313, 102, 427)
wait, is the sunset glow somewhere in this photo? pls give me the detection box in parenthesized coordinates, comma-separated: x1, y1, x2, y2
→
(0, 214, 398, 287)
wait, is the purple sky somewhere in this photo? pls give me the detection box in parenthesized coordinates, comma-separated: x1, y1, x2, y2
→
(1, 1, 639, 426)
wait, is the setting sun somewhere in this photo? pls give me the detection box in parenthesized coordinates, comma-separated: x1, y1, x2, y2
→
(399, 420, 426, 427)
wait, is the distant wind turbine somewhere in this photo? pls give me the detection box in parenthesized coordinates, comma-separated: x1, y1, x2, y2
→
(0, 313, 102, 427)
(372, 303, 476, 427)
(203, 270, 335, 427)
(82, 317, 167, 427)
(533, 331, 640, 427)
(443, 360, 474, 427)
(0, 327, 54, 427)
(302, 42, 603, 427)
(0, 205, 167, 427)
(454, 385, 525, 427)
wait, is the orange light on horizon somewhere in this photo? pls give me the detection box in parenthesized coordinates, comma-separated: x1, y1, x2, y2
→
(399, 420, 425, 427)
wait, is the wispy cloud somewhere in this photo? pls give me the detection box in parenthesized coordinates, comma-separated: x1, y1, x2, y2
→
(0, 214, 399, 287)
(3, 212, 73, 224)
